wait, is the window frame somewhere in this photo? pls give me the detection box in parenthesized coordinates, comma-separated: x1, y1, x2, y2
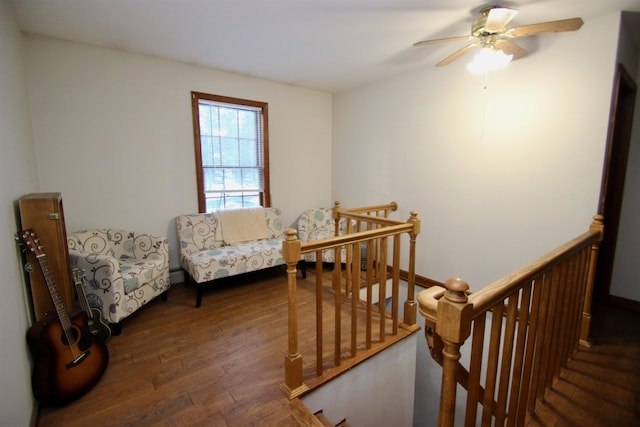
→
(191, 91, 271, 213)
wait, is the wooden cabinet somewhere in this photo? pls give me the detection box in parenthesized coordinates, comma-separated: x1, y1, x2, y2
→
(19, 193, 74, 322)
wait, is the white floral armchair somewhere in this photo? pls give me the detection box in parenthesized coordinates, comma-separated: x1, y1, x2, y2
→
(67, 229, 170, 333)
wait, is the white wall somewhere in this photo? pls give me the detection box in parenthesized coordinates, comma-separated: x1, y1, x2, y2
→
(333, 13, 623, 426)
(0, 0, 40, 424)
(333, 12, 621, 290)
(302, 331, 417, 427)
(610, 13, 640, 303)
(23, 35, 333, 274)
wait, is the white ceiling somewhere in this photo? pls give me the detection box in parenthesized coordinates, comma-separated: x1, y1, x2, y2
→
(11, 0, 640, 92)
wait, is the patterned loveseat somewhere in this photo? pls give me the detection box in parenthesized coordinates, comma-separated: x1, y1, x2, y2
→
(67, 229, 170, 333)
(176, 207, 285, 307)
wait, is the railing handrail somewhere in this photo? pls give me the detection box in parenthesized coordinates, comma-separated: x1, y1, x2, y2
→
(299, 223, 414, 254)
(469, 228, 601, 316)
(335, 201, 398, 215)
(417, 214, 604, 427)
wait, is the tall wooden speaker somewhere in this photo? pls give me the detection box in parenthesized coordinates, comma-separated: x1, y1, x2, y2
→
(19, 192, 75, 322)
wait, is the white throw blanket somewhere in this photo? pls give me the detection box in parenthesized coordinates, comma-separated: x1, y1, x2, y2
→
(217, 208, 269, 245)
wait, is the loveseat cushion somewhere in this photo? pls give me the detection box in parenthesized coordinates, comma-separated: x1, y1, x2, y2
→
(182, 239, 284, 284)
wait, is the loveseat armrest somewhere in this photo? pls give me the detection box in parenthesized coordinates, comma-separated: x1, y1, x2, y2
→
(176, 214, 224, 256)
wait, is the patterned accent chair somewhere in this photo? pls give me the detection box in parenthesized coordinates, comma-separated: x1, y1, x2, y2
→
(67, 229, 170, 333)
(295, 207, 348, 278)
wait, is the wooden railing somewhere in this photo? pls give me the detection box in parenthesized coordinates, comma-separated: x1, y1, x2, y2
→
(281, 202, 421, 399)
(417, 215, 604, 427)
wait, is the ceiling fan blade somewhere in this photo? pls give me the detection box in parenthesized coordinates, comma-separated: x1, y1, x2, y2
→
(414, 35, 473, 47)
(485, 7, 518, 31)
(494, 39, 528, 60)
(436, 42, 480, 67)
(507, 17, 584, 37)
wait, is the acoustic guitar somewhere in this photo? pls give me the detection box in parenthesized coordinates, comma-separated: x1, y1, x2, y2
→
(72, 268, 111, 342)
(20, 229, 109, 406)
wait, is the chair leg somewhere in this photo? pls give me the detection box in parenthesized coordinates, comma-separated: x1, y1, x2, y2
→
(298, 260, 307, 279)
(160, 290, 168, 302)
(110, 322, 122, 336)
(196, 285, 203, 308)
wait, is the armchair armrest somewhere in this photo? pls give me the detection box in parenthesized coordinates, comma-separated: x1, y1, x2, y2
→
(69, 249, 125, 323)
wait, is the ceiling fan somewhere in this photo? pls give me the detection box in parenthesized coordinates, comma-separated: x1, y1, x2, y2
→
(414, 5, 584, 69)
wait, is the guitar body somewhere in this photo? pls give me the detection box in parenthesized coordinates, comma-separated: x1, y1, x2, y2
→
(26, 310, 109, 406)
(87, 307, 112, 342)
(72, 268, 112, 343)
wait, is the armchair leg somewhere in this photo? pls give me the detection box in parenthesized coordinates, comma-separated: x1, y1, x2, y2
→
(160, 291, 168, 302)
(110, 322, 122, 336)
(196, 286, 203, 308)
(298, 261, 307, 279)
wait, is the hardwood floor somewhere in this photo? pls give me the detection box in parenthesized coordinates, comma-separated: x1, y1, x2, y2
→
(37, 268, 319, 427)
(525, 302, 640, 426)
(35, 267, 640, 427)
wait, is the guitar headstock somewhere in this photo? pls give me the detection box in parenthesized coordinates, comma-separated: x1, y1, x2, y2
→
(18, 229, 44, 257)
(72, 267, 86, 284)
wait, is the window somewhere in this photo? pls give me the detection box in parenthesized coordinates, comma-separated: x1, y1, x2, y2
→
(191, 92, 270, 212)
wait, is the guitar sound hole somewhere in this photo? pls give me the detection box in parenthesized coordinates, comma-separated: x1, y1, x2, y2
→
(60, 325, 92, 351)
(61, 327, 79, 346)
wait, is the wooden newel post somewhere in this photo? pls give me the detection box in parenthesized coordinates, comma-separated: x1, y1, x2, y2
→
(402, 211, 421, 330)
(580, 214, 604, 347)
(436, 278, 473, 427)
(281, 228, 308, 398)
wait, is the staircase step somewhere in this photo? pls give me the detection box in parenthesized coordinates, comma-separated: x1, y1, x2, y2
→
(313, 410, 350, 427)
(313, 410, 335, 426)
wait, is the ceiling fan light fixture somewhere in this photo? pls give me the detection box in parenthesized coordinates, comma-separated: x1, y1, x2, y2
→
(466, 47, 513, 74)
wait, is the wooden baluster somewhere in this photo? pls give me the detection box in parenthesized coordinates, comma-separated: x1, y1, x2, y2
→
(351, 241, 361, 357)
(571, 247, 590, 348)
(464, 313, 486, 427)
(345, 216, 353, 296)
(365, 227, 374, 349)
(549, 261, 569, 380)
(495, 294, 519, 425)
(334, 239, 342, 367)
(391, 234, 401, 335)
(316, 250, 323, 376)
(481, 303, 504, 425)
(562, 252, 579, 363)
(517, 274, 545, 425)
(528, 271, 553, 412)
(378, 236, 388, 341)
(333, 201, 348, 296)
(506, 283, 533, 427)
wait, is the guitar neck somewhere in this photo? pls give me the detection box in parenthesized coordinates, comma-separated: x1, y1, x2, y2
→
(36, 254, 73, 332)
(73, 269, 92, 317)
